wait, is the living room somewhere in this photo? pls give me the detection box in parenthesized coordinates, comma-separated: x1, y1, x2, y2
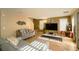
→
(0, 8, 79, 51)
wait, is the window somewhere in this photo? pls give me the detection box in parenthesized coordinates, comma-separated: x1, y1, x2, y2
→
(59, 18, 68, 31)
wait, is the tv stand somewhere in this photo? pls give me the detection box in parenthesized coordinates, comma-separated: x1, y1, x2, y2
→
(44, 30, 58, 35)
(41, 34, 62, 42)
(48, 32, 53, 34)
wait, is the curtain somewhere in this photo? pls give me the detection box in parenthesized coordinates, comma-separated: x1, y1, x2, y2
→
(59, 18, 68, 31)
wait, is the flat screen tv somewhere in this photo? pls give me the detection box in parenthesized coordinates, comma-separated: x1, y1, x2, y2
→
(45, 23, 58, 30)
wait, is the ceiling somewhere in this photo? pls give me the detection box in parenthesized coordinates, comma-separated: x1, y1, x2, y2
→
(1, 8, 77, 19)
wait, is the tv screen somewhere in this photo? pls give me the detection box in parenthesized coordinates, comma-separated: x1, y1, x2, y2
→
(45, 23, 58, 30)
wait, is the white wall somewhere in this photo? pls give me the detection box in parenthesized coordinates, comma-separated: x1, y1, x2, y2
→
(1, 9, 34, 38)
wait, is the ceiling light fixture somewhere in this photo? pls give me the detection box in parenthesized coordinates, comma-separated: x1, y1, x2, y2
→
(64, 10, 69, 13)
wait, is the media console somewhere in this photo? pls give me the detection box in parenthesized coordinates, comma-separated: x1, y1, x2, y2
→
(41, 34, 62, 42)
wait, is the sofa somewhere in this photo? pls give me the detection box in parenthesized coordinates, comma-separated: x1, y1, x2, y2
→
(16, 29, 35, 40)
(0, 38, 48, 51)
(0, 38, 18, 51)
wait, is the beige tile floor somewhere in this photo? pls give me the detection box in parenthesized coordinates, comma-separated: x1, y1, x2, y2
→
(25, 31, 76, 51)
(25, 31, 43, 43)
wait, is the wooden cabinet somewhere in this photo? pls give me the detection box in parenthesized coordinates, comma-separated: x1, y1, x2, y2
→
(65, 31, 71, 37)
(33, 19, 39, 30)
